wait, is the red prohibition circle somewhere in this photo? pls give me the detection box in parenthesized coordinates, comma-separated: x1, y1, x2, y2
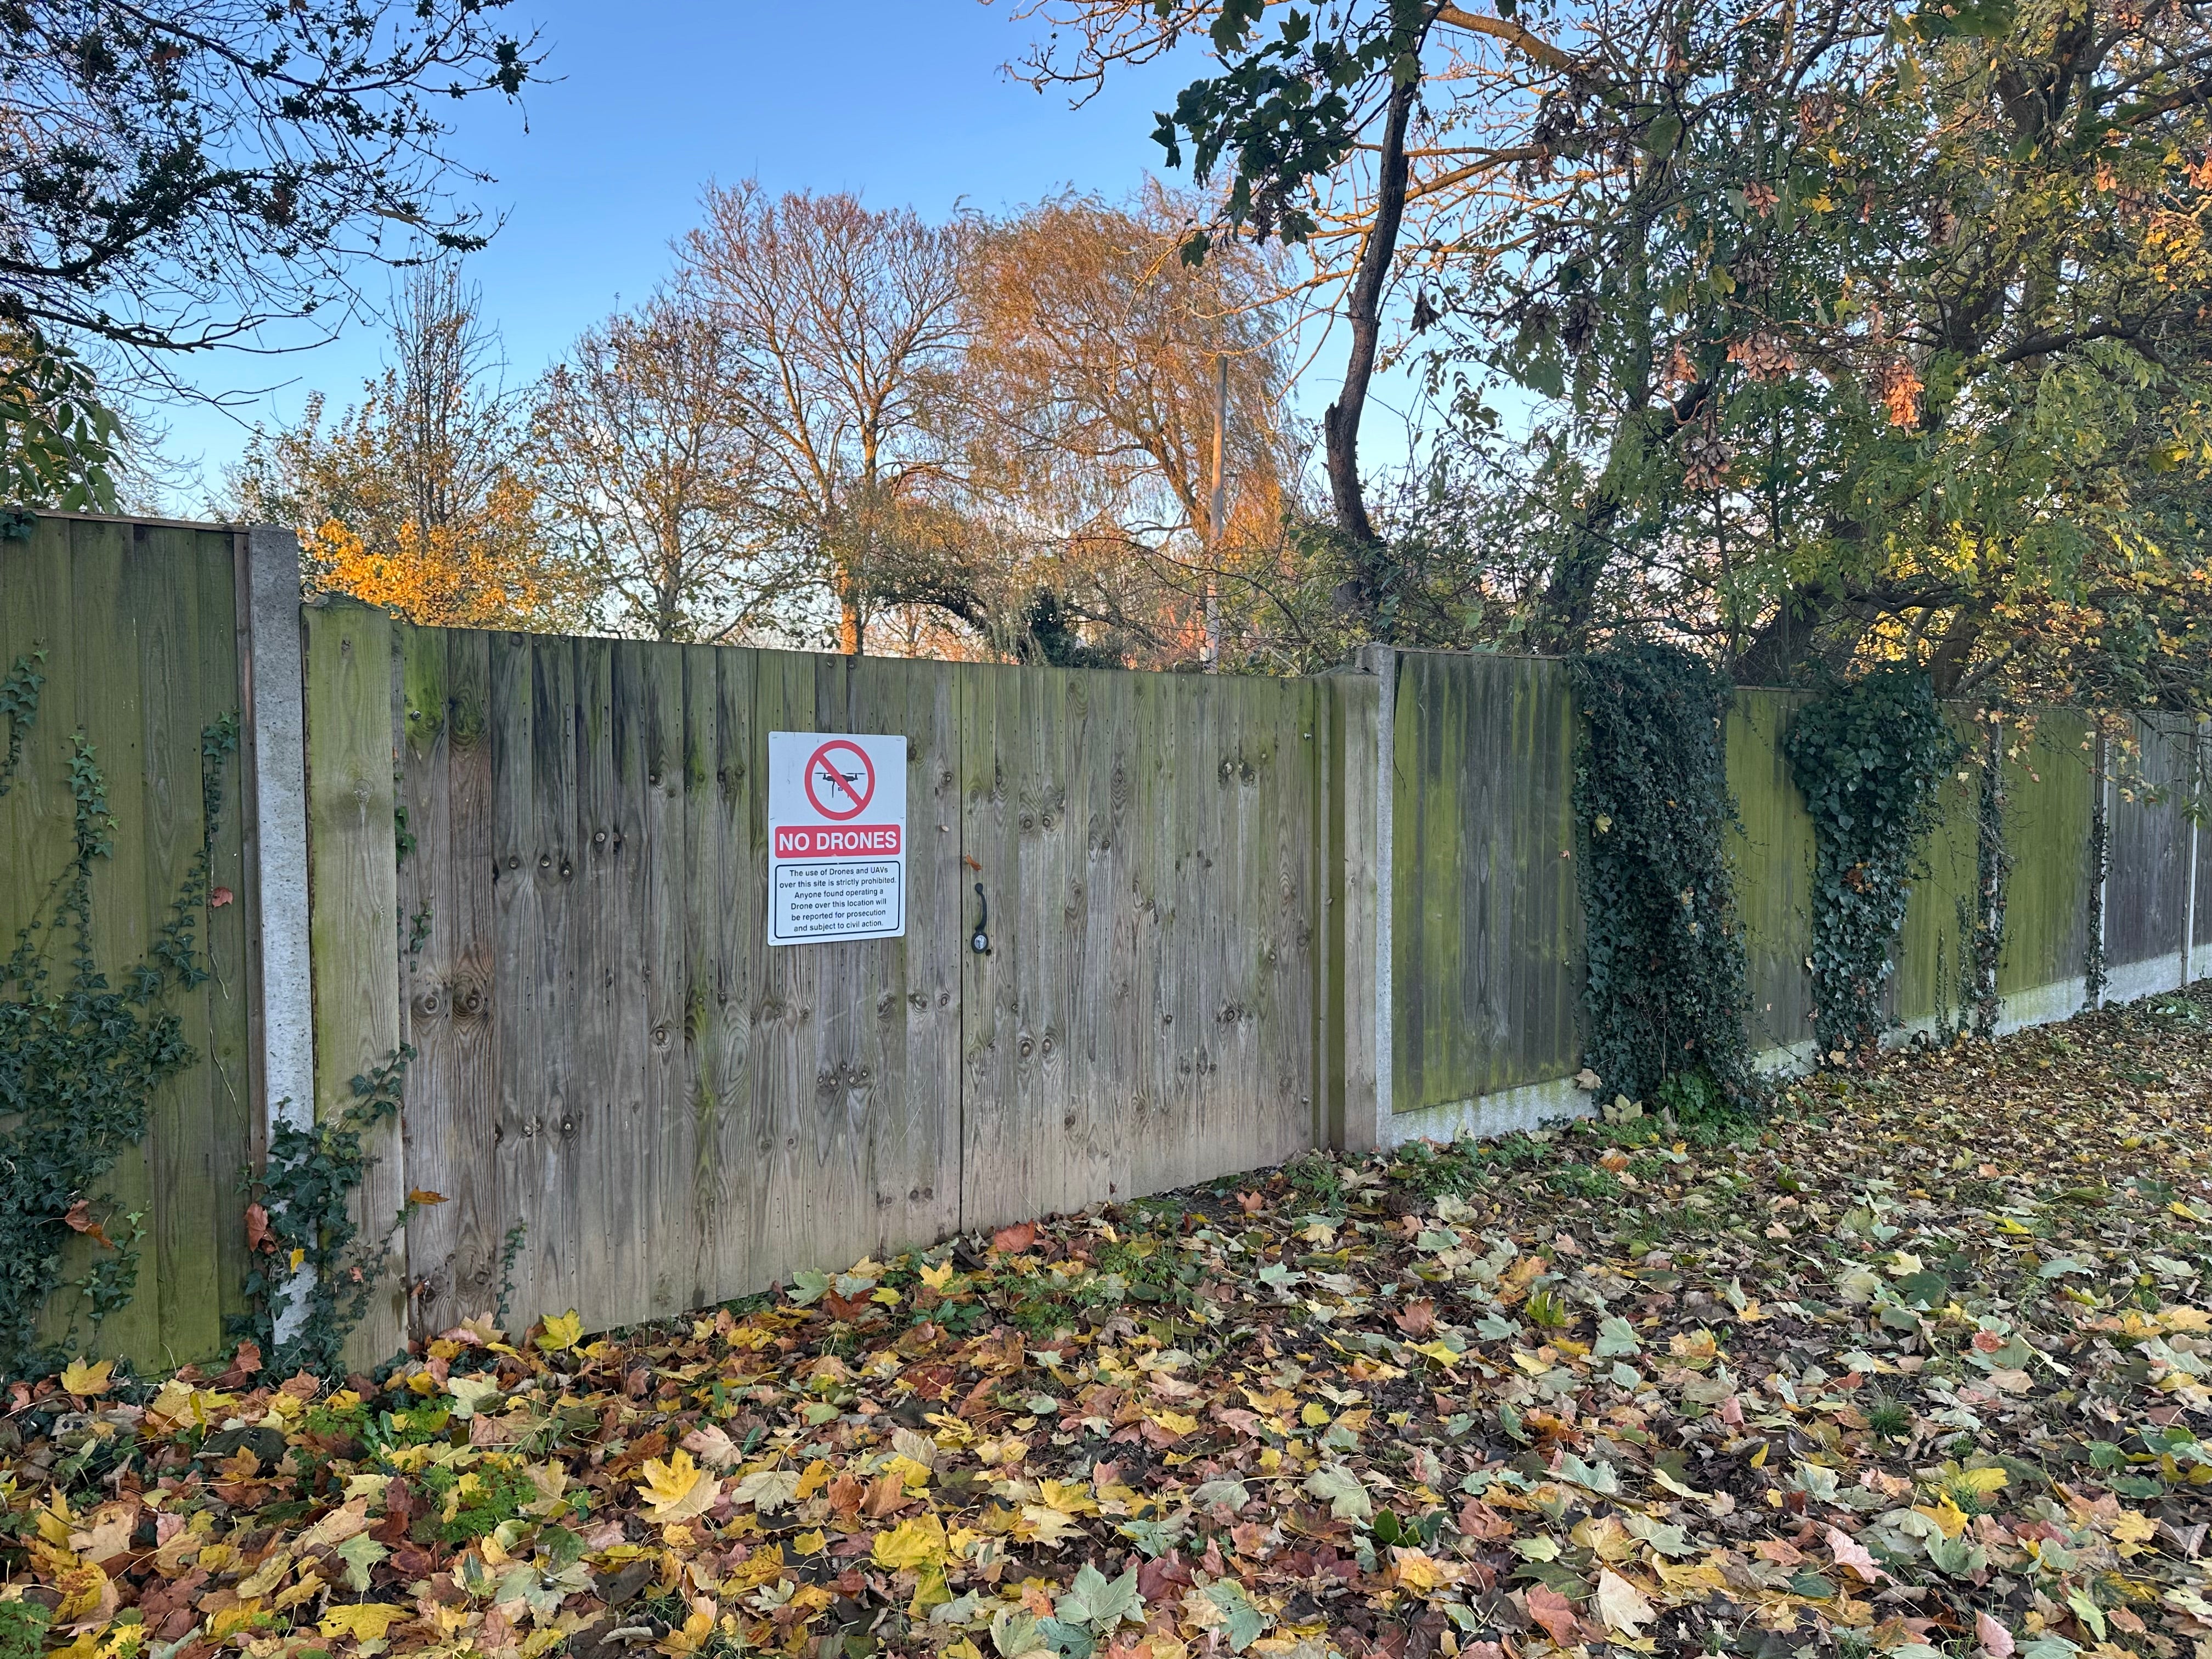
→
(803, 739, 876, 821)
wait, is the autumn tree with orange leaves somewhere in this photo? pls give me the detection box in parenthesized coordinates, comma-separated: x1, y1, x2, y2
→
(233, 268, 584, 630)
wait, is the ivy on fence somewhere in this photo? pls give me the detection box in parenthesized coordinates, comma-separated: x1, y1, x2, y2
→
(1568, 644, 1751, 1116)
(0, 651, 239, 1375)
(1785, 668, 1962, 1064)
(238, 1046, 415, 1377)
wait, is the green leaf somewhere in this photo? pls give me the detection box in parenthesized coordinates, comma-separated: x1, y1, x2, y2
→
(1302, 1463, 1373, 1521)
(1056, 1563, 1142, 1634)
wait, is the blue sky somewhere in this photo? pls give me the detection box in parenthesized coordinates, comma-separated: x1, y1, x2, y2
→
(163, 3, 1213, 504)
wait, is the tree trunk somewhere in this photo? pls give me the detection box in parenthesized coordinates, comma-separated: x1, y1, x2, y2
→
(1327, 74, 1416, 572)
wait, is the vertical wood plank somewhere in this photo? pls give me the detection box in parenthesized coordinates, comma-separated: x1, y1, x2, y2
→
(196, 533, 253, 1342)
(636, 642, 690, 1317)
(140, 525, 232, 1365)
(71, 520, 161, 1361)
(691, 646, 759, 1305)
(399, 627, 504, 1335)
(1329, 672, 1381, 1152)
(302, 599, 404, 1368)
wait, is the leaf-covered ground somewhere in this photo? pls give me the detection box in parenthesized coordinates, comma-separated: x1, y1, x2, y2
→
(8, 992, 2212, 1659)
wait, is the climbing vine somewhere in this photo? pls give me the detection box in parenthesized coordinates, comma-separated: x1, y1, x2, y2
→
(1568, 644, 1751, 1115)
(0, 652, 239, 1375)
(1955, 718, 2013, 1039)
(238, 1046, 415, 1376)
(1785, 669, 1963, 1064)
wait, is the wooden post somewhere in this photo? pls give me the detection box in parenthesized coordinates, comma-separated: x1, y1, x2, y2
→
(302, 598, 406, 1368)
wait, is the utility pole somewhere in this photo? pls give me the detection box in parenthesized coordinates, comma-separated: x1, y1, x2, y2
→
(1205, 354, 1227, 671)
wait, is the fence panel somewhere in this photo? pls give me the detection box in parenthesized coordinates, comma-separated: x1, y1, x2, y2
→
(1389, 652, 1581, 1131)
(1997, 713, 2096, 1019)
(391, 630, 1330, 1338)
(0, 516, 251, 1369)
(2106, 715, 2194, 999)
(1727, 690, 1817, 1062)
(960, 665, 1323, 1231)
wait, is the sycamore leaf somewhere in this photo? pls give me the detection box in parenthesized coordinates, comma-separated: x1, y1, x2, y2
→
(1826, 1525, 1886, 1583)
(535, 1311, 583, 1353)
(59, 1358, 112, 1397)
(873, 1514, 949, 1571)
(444, 1376, 502, 1419)
(1523, 1583, 1582, 1647)
(731, 1468, 803, 1514)
(1056, 1562, 1142, 1633)
(1201, 1580, 1266, 1651)
(1302, 1464, 1372, 1521)
(637, 1448, 719, 1522)
(335, 1534, 388, 1594)
(787, 1268, 831, 1306)
(319, 1604, 411, 1641)
(681, 1424, 741, 1469)
(1593, 1314, 1642, 1358)
(1594, 1568, 1656, 1634)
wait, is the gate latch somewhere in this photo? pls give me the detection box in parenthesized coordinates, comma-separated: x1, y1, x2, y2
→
(970, 882, 991, 955)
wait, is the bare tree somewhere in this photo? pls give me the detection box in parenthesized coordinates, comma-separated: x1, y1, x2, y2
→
(533, 295, 810, 644)
(675, 182, 969, 653)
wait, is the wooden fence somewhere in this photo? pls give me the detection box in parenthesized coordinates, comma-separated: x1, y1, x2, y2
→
(0, 515, 256, 1369)
(368, 622, 1361, 1356)
(1380, 650, 2199, 1139)
(1, 518, 2204, 1373)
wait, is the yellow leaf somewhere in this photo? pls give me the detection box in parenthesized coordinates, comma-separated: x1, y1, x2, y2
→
(871, 1286, 902, 1305)
(537, 1311, 583, 1353)
(320, 1604, 413, 1641)
(289, 1247, 306, 1272)
(872, 1514, 949, 1572)
(2110, 1509, 2157, 1546)
(60, 1358, 112, 1397)
(1300, 1401, 1331, 1427)
(637, 1449, 718, 1523)
(209, 1598, 266, 1640)
(1392, 1548, 1455, 1591)
(731, 1545, 787, 1589)
(795, 1459, 834, 1500)
(792, 1529, 827, 1556)
(908, 1564, 951, 1617)
(1150, 1410, 1198, 1436)
(919, 1260, 955, 1291)
(1912, 1494, 1970, 1538)
(883, 1454, 934, 1489)
(1954, 1467, 2008, 1495)
(1036, 1479, 1100, 1516)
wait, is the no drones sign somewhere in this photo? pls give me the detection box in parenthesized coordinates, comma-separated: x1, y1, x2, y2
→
(766, 731, 908, 945)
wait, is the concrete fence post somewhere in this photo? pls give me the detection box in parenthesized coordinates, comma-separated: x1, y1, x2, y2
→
(237, 525, 318, 1344)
